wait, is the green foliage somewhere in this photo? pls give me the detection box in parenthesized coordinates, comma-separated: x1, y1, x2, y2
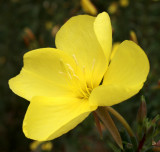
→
(109, 97, 160, 152)
(93, 97, 160, 152)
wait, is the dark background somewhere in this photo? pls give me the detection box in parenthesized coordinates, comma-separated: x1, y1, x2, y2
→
(0, 0, 160, 151)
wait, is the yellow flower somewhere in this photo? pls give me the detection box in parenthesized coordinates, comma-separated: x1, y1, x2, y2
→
(45, 21, 53, 30)
(9, 12, 149, 141)
(108, 2, 118, 14)
(30, 141, 53, 151)
(81, 0, 98, 16)
(30, 141, 42, 151)
(130, 30, 138, 44)
(110, 42, 121, 60)
(41, 142, 53, 151)
(119, 0, 129, 7)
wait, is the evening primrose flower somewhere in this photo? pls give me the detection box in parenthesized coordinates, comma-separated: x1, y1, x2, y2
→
(130, 30, 138, 44)
(108, 2, 118, 14)
(81, 0, 98, 16)
(9, 12, 149, 141)
(119, 0, 129, 7)
(30, 141, 53, 151)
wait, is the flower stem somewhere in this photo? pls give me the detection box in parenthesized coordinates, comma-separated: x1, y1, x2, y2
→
(96, 107, 123, 149)
(105, 106, 135, 137)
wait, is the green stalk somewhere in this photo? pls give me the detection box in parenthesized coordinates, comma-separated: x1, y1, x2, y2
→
(105, 106, 135, 137)
(95, 107, 123, 149)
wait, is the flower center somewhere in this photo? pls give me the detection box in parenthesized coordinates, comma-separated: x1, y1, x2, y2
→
(78, 83, 93, 99)
(59, 55, 95, 100)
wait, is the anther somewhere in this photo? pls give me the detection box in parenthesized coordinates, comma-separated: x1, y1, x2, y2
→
(72, 54, 78, 65)
(66, 63, 80, 80)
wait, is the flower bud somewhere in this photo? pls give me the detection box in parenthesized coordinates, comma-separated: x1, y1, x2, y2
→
(136, 96, 147, 123)
(130, 30, 138, 44)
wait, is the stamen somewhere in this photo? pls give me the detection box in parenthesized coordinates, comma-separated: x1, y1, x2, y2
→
(59, 58, 93, 100)
(66, 63, 74, 72)
(72, 73, 80, 80)
(85, 83, 91, 96)
(66, 63, 80, 80)
(79, 87, 89, 99)
(67, 71, 72, 80)
(72, 54, 78, 65)
(81, 65, 92, 95)
(59, 59, 72, 80)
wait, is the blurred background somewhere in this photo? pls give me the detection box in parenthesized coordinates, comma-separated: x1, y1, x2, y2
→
(0, 0, 160, 151)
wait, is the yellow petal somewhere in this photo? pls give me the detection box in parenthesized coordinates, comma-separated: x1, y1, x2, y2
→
(94, 12, 112, 62)
(110, 42, 120, 60)
(104, 40, 150, 86)
(23, 96, 97, 141)
(90, 84, 143, 106)
(81, 0, 98, 16)
(55, 15, 107, 88)
(9, 48, 79, 101)
(90, 40, 149, 106)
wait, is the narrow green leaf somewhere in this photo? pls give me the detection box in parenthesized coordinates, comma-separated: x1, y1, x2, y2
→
(105, 106, 135, 137)
(96, 107, 123, 149)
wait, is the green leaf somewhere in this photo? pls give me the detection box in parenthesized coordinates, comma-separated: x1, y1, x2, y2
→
(96, 107, 123, 149)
